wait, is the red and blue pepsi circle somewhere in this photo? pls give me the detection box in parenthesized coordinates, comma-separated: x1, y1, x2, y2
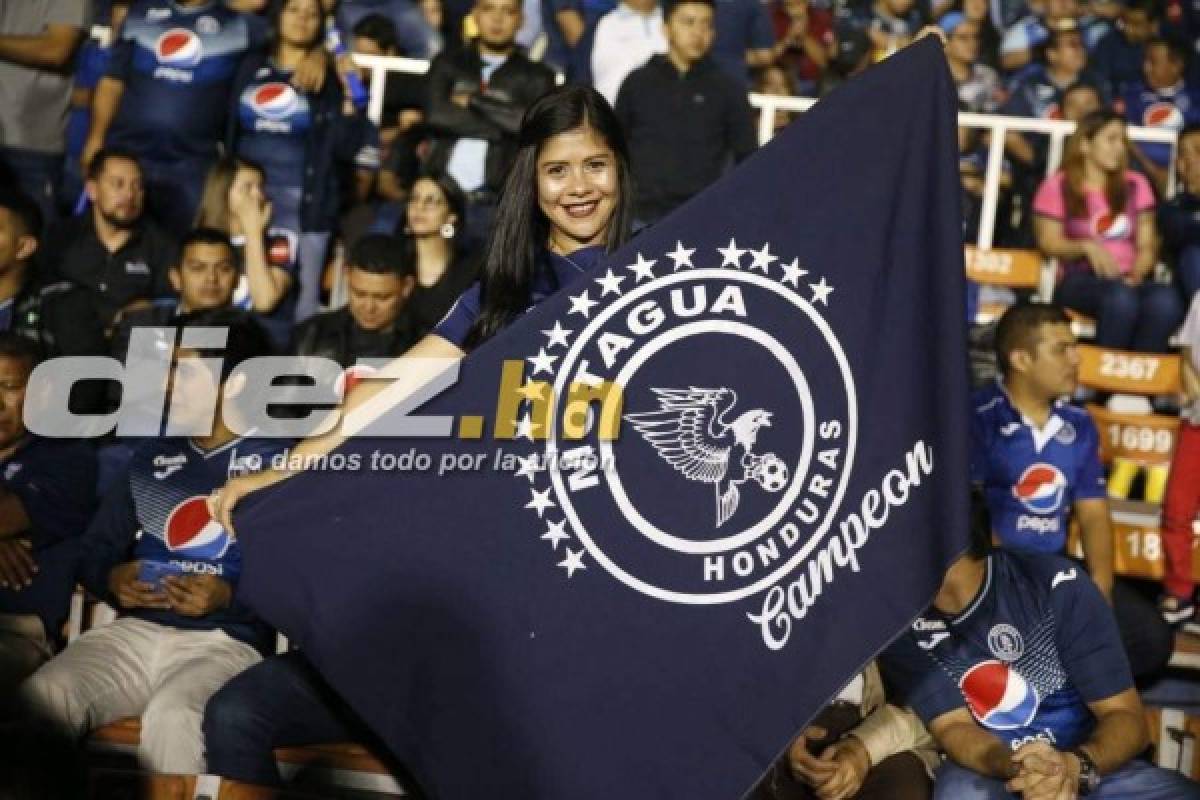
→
(250, 83, 300, 121)
(165, 495, 232, 560)
(155, 28, 203, 68)
(1012, 463, 1067, 514)
(961, 660, 1040, 730)
(1143, 102, 1185, 130)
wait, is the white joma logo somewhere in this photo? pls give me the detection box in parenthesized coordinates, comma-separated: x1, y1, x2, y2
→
(1051, 568, 1077, 589)
(918, 632, 950, 650)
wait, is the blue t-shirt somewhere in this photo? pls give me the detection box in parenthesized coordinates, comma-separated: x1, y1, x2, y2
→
(712, 0, 774, 85)
(1122, 81, 1200, 169)
(0, 437, 98, 638)
(107, 0, 267, 162)
(883, 550, 1132, 751)
(79, 435, 287, 650)
(235, 61, 313, 191)
(970, 383, 1105, 554)
(434, 245, 604, 348)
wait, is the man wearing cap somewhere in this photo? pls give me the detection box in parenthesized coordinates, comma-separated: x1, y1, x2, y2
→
(942, 12, 1004, 112)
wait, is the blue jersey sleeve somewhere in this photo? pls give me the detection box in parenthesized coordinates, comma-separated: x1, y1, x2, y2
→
(1073, 416, 1106, 502)
(106, 10, 135, 83)
(880, 634, 966, 725)
(969, 406, 989, 485)
(77, 471, 140, 602)
(1049, 564, 1133, 703)
(1, 442, 98, 550)
(432, 282, 481, 348)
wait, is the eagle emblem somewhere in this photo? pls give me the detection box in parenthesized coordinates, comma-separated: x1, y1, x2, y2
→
(624, 387, 790, 527)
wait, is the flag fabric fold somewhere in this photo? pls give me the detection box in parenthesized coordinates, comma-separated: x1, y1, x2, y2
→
(238, 37, 971, 799)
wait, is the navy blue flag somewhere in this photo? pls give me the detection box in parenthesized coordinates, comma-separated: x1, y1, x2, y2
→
(238, 38, 970, 799)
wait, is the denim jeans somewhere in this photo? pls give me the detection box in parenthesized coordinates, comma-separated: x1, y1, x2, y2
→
(933, 758, 1200, 799)
(202, 651, 370, 786)
(1176, 245, 1200, 302)
(1055, 271, 1185, 353)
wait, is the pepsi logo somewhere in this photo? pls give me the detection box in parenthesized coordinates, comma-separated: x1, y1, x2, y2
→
(155, 28, 203, 68)
(165, 496, 231, 560)
(1012, 463, 1067, 514)
(961, 660, 1040, 730)
(267, 234, 293, 267)
(1092, 212, 1130, 240)
(251, 83, 299, 120)
(1144, 102, 1185, 130)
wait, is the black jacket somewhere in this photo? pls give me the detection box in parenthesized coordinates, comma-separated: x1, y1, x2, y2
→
(615, 55, 757, 222)
(423, 44, 556, 193)
(1157, 191, 1200, 270)
(291, 307, 419, 368)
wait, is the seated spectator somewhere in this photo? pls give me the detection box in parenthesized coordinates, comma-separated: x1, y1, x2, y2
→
(292, 233, 419, 366)
(754, 64, 798, 137)
(231, 0, 381, 325)
(615, 0, 756, 223)
(352, 14, 429, 204)
(110, 228, 240, 362)
(590, 0, 667, 106)
(400, 174, 479, 334)
(82, 0, 275, 237)
(942, 12, 1004, 112)
(41, 149, 178, 334)
(338, 0, 441, 58)
(424, 0, 556, 245)
(195, 158, 299, 351)
(973, 303, 1173, 679)
(1033, 111, 1183, 352)
(19, 310, 284, 776)
(820, 22, 872, 93)
(0, 189, 108, 390)
(1160, 290, 1200, 628)
(1000, 0, 1082, 73)
(1002, 29, 1094, 172)
(750, 661, 937, 800)
(1091, 0, 1157, 98)
(0, 0, 90, 226)
(957, 0, 1001, 69)
(843, 0, 925, 64)
(883, 491, 1199, 800)
(0, 335, 97, 691)
(1121, 36, 1200, 195)
(1157, 124, 1200, 299)
(769, 0, 834, 95)
(709, 0, 775, 85)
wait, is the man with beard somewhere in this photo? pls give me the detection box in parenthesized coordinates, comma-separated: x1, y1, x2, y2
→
(42, 149, 178, 335)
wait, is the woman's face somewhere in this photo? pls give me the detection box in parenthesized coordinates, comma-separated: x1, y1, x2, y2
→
(536, 125, 619, 253)
(228, 167, 265, 214)
(1085, 121, 1126, 173)
(280, 0, 322, 48)
(406, 178, 455, 237)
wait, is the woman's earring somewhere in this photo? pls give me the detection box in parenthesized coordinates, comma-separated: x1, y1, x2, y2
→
(440, 222, 456, 239)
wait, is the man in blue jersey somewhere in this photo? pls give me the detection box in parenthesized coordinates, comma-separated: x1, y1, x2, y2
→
(19, 310, 285, 775)
(883, 493, 1198, 799)
(1122, 36, 1200, 195)
(82, 0, 270, 235)
(971, 302, 1173, 679)
(0, 334, 97, 692)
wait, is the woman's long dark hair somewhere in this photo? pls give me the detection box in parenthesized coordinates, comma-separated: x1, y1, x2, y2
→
(463, 85, 635, 350)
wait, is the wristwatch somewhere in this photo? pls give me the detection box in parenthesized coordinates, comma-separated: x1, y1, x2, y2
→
(1072, 748, 1100, 796)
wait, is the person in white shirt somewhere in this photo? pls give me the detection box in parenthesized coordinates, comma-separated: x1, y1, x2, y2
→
(591, 0, 667, 105)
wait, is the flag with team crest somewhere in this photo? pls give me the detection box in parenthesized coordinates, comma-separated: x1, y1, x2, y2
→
(237, 38, 970, 799)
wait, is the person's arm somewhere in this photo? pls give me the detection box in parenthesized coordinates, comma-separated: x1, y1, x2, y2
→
(211, 333, 467, 532)
(225, 0, 270, 11)
(1034, 216, 1120, 277)
(1156, 200, 1200, 250)
(726, 84, 758, 161)
(1182, 345, 1200, 402)
(0, 23, 85, 71)
(0, 490, 33, 541)
(76, 475, 140, 601)
(1078, 688, 1151, 774)
(424, 56, 503, 140)
(83, 77, 125, 171)
(230, 197, 292, 312)
(744, 0, 777, 68)
(927, 707, 1014, 779)
(1003, 131, 1036, 167)
(1129, 209, 1157, 283)
(1075, 498, 1114, 602)
(850, 703, 934, 768)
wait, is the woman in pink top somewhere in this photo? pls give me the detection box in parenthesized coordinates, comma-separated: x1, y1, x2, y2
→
(1033, 110, 1184, 353)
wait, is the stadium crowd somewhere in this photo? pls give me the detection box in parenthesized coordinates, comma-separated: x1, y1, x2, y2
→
(3, 0, 1200, 797)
